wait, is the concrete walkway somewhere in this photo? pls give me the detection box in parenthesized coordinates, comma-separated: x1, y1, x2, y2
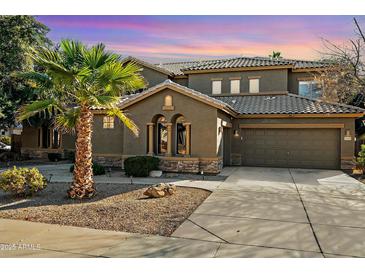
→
(1, 166, 365, 257)
(0, 219, 222, 258)
(0, 163, 224, 191)
(173, 167, 365, 257)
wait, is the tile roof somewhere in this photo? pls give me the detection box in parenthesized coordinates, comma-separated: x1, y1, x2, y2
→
(155, 59, 221, 75)
(91, 81, 364, 116)
(292, 59, 328, 69)
(182, 56, 328, 72)
(153, 56, 328, 75)
(214, 94, 365, 115)
(122, 56, 173, 76)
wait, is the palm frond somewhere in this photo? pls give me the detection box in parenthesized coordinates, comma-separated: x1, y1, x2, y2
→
(29, 46, 61, 64)
(87, 95, 120, 108)
(15, 71, 53, 89)
(54, 107, 80, 133)
(106, 108, 139, 137)
(17, 99, 63, 121)
(31, 52, 76, 84)
(96, 61, 145, 95)
(83, 43, 119, 69)
(60, 39, 85, 67)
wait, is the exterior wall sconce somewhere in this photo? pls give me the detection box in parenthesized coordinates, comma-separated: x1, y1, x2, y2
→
(233, 129, 239, 137)
(344, 129, 352, 141)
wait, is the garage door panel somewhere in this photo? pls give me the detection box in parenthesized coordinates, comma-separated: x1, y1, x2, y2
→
(241, 128, 340, 169)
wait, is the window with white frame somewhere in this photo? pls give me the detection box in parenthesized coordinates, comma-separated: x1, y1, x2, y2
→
(298, 80, 322, 99)
(103, 116, 114, 129)
(249, 78, 260, 93)
(212, 80, 222, 94)
(230, 79, 240, 94)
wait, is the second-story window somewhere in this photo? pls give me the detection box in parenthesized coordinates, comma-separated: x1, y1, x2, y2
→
(299, 80, 322, 99)
(249, 78, 260, 93)
(230, 79, 240, 94)
(212, 80, 222, 95)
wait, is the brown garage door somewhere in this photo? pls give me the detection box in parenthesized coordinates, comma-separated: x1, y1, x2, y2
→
(241, 128, 340, 169)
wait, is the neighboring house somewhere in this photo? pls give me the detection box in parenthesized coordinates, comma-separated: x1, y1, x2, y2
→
(1, 125, 23, 137)
(20, 56, 365, 173)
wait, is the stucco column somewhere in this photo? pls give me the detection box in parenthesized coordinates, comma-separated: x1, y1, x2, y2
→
(147, 123, 154, 155)
(166, 122, 172, 156)
(59, 133, 63, 149)
(184, 122, 191, 156)
(39, 128, 43, 148)
(50, 127, 54, 148)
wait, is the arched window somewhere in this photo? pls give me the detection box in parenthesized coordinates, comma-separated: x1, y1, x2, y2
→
(176, 116, 187, 155)
(164, 95, 173, 106)
(162, 95, 174, 111)
(157, 116, 168, 154)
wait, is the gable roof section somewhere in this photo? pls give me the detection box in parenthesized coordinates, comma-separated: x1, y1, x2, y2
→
(119, 80, 237, 115)
(215, 94, 365, 117)
(122, 56, 173, 76)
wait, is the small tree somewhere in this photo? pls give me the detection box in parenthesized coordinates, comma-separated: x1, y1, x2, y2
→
(318, 17, 365, 105)
(0, 16, 51, 130)
(357, 144, 365, 173)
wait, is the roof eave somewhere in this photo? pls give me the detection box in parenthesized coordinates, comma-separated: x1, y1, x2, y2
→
(182, 65, 294, 74)
(237, 113, 365, 119)
(291, 67, 328, 72)
(122, 56, 173, 76)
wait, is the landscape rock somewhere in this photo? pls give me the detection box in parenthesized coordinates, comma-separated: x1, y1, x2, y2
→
(143, 183, 177, 198)
(149, 170, 163, 178)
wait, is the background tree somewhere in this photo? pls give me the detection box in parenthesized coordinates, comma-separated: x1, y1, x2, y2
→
(18, 40, 145, 199)
(269, 51, 282, 59)
(317, 17, 365, 105)
(0, 16, 50, 130)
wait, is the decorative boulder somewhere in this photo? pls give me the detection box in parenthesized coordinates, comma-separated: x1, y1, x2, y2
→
(149, 170, 163, 178)
(143, 183, 177, 198)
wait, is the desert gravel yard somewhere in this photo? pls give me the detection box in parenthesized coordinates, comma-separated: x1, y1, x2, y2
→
(0, 182, 210, 236)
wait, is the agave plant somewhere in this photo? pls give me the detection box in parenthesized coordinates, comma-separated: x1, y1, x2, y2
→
(17, 40, 145, 198)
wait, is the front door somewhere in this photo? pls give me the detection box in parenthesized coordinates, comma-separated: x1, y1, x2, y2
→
(223, 127, 231, 166)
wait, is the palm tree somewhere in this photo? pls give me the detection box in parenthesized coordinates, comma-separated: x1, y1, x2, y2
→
(17, 40, 145, 199)
(269, 51, 282, 59)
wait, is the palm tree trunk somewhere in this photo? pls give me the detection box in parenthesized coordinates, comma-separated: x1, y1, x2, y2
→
(68, 105, 95, 198)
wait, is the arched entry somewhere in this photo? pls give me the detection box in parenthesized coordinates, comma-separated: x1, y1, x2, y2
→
(171, 114, 191, 156)
(148, 114, 171, 156)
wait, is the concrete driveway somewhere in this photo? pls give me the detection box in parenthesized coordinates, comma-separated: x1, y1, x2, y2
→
(172, 167, 365, 257)
(2, 165, 365, 257)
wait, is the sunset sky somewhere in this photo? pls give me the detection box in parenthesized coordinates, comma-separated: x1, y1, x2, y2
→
(37, 15, 365, 63)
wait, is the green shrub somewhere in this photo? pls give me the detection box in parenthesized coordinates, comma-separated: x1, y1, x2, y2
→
(69, 162, 106, 176)
(124, 156, 160, 177)
(48, 153, 62, 162)
(64, 150, 75, 162)
(92, 162, 106, 175)
(0, 136, 11, 145)
(0, 167, 47, 196)
(357, 144, 365, 171)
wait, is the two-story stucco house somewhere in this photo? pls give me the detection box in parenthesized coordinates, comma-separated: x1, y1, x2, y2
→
(20, 56, 365, 173)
